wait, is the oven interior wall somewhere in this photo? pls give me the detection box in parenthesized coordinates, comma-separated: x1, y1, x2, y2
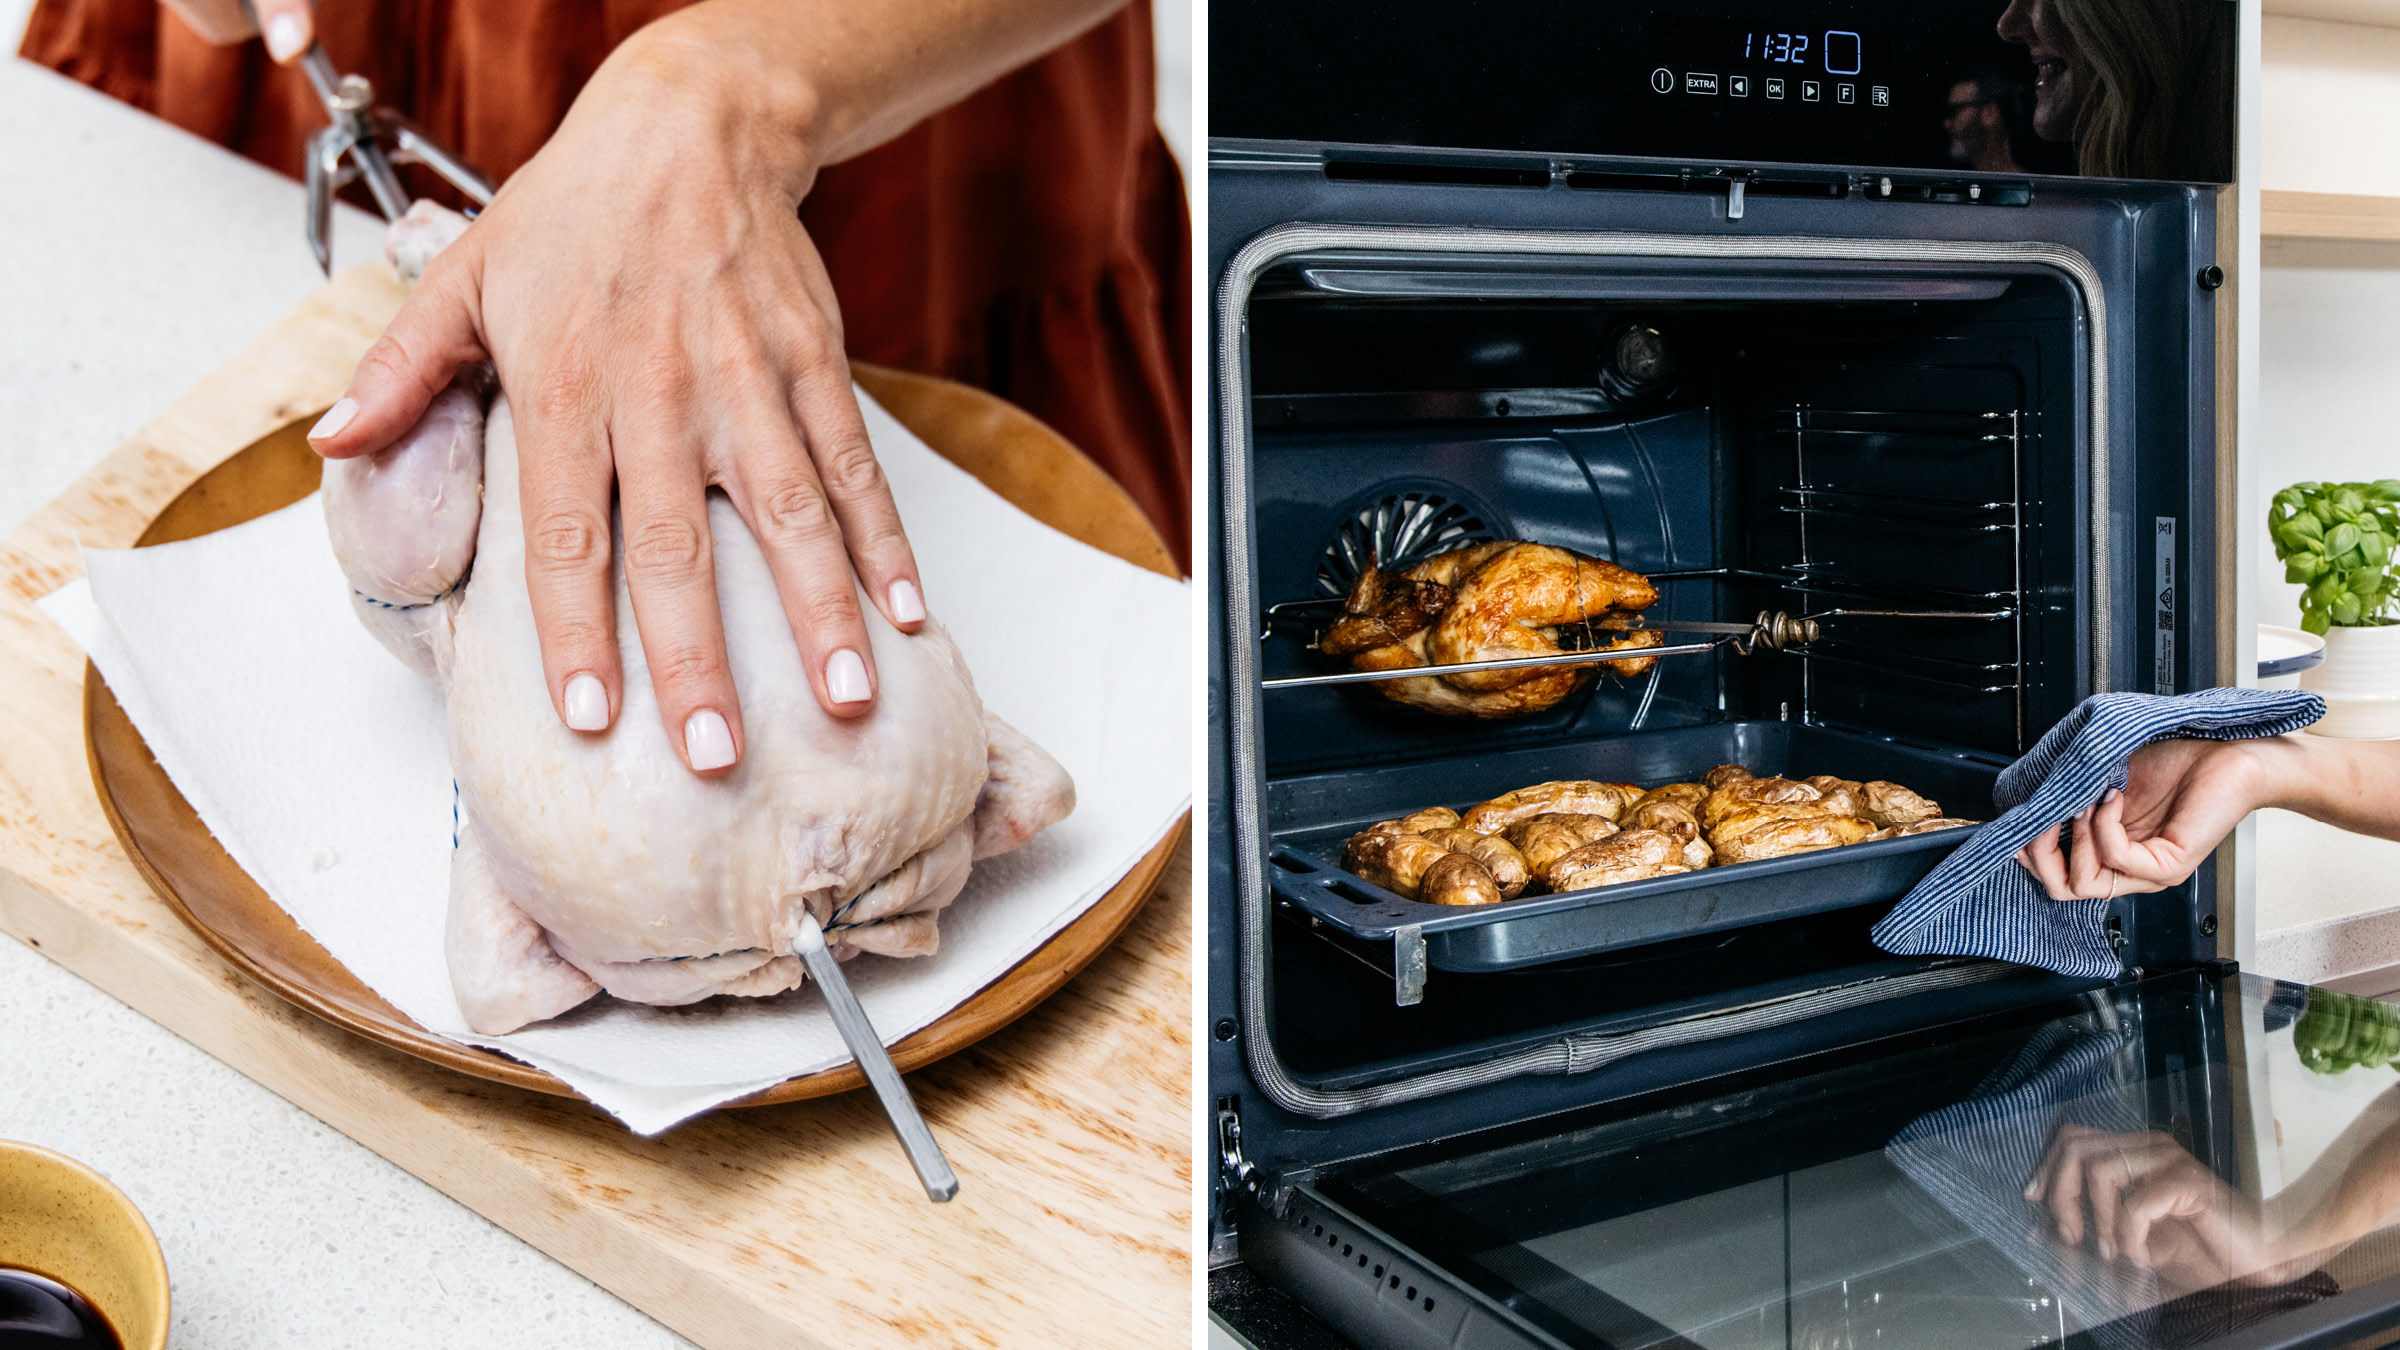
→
(1248, 272, 2083, 778)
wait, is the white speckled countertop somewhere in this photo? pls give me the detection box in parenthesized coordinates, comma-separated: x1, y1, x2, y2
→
(0, 10, 1189, 1345)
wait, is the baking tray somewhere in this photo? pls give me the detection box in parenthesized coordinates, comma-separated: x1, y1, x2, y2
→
(1266, 720, 1998, 974)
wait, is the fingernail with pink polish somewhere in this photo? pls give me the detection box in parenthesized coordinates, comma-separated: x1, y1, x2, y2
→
(562, 673, 608, 731)
(310, 397, 358, 442)
(685, 710, 736, 770)
(826, 649, 872, 704)
(889, 578, 926, 625)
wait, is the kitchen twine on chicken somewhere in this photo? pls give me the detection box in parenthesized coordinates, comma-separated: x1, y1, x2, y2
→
(1870, 687, 2325, 981)
(351, 572, 469, 612)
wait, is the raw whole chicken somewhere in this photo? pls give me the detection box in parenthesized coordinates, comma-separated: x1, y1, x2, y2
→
(324, 204, 1075, 1035)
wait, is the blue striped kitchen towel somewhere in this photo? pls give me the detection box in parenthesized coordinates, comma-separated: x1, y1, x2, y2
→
(1870, 687, 2325, 980)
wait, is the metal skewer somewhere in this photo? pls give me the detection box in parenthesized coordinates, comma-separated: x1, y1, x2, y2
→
(1260, 639, 1725, 690)
(791, 910, 960, 1203)
(1258, 602, 1996, 691)
(296, 42, 496, 273)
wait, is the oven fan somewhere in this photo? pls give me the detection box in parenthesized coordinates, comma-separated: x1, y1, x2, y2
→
(1313, 490, 1500, 598)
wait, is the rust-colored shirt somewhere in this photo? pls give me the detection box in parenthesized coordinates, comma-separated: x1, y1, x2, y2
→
(21, 0, 1191, 566)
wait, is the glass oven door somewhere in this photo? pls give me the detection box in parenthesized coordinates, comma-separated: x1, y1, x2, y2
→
(1271, 971, 2400, 1350)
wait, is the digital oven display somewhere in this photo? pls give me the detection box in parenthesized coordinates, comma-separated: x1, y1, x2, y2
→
(1740, 29, 1856, 71)
(1638, 10, 1906, 122)
(1212, 0, 2232, 183)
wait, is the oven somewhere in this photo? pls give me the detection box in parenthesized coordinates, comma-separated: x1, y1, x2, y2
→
(1197, 3, 2400, 1347)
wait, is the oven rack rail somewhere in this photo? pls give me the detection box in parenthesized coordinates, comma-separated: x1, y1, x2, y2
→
(1778, 404, 2032, 740)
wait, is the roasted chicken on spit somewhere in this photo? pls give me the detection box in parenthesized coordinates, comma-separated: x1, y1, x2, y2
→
(1319, 541, 1664, 718)
(1339, 764, 1975, 905)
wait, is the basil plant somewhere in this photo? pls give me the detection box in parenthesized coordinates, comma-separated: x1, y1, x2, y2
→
(2270, 480, 2400, 636)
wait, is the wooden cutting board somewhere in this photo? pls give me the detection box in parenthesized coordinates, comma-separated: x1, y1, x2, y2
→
(0, 265, 1192, 1350)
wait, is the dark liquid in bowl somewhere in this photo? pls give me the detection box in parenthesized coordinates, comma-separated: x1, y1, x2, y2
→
(0, 1268, 121, 1349)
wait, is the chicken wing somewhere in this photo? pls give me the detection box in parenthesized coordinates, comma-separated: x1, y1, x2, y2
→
(1545, 829, 1691, 892)
(1464, 780, 1645, 834)
(1860, 781, 1944, 828)
(1503, 813, 1622, 878)
(1710, 803, 1877, 863)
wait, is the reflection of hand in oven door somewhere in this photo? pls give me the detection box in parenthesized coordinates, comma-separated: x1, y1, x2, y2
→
(2026, 1124, 2290, 1292)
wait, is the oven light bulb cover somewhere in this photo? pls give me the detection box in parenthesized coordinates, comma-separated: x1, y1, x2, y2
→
(1599, 322, 1675, 404)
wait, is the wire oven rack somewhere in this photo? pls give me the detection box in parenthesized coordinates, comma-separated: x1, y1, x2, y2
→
(1775, 406, 2031, 749)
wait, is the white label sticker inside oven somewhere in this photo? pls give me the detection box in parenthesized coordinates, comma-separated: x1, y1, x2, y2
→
(2155, 516, 2177, 695)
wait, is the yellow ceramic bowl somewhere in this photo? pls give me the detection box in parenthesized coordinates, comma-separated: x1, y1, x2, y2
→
(0, 1140, 168, 1350)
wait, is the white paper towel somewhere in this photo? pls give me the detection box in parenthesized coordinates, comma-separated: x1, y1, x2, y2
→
(41, 389, 1190, 1135)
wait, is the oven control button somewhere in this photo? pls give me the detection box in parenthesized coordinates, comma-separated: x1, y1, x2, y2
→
(1651, 67, 1674, 93)
(1837, 82, 1855, 104)
(1685, 71, 1720, 95)
(1871, 85, 1890, 107)
(1765, 77, 1786, 99)
(1728, 75, 1750, 97)
(1801, 79, 1821, 101)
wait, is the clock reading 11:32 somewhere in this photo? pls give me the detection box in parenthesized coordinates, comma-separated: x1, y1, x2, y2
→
(1743, 30, 1864, 75)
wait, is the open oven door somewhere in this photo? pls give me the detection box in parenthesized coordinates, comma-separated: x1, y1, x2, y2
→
(1219, 970, 2400, 1350)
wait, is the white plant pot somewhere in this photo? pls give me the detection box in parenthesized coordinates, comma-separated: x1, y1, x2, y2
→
(2301, 622, 2400, 739)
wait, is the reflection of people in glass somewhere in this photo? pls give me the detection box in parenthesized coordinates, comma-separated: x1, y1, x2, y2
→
(1995, 0, 2233, 181)
(1946, 72, 2030, 173)
(2028, 994, 2400, 1297)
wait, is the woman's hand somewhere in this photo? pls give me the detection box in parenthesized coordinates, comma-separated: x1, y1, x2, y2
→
(158, 0, 315, 60)
(2018, 730, 2400, 900)
(2027, 1124, 2313, 1290)
(308, 22, 929, 774)
(304, 0, 1117, 774)
(2015, 738, 2272, 900)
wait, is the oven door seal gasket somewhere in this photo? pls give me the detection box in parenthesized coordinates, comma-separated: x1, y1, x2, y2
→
(1216, 222, 2109, 1121)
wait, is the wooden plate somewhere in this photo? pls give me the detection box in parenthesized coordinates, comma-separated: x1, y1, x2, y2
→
(83, 363, 1187, 1109)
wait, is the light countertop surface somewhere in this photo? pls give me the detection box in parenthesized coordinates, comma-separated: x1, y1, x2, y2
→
(2254, 805, 2400, 984)
(0, 11, 1187, 1347)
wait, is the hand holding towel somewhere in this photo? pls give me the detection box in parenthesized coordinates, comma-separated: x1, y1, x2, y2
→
(1872, 688, 2324, 980)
